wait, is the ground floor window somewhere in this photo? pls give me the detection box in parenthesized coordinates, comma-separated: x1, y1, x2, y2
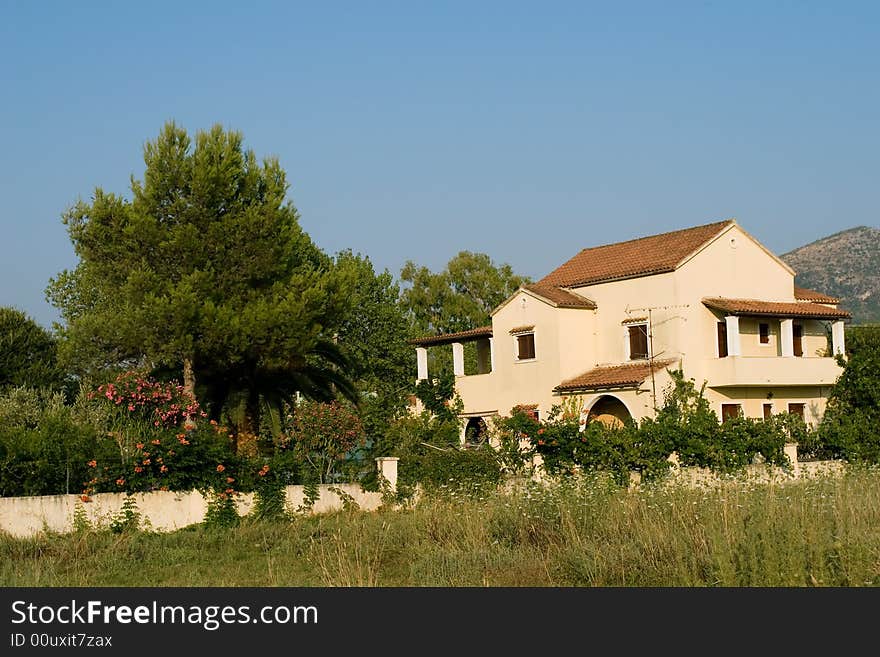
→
(788, 403, 805, 420)
(721, 403, 742, 422)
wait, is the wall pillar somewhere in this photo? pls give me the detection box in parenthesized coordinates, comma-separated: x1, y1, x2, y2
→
(724, 315, 741, 356)
(416, 347, 428, 381)
(452, 342, 465, 376)
(780, 319, 794, 358)
(831, 320, 846, 357)
(489, 337, 495, 372)
(783, 443, 800, 478)
(375, 457, 399, 493)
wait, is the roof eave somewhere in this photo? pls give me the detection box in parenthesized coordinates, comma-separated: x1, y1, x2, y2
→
(554, 382, 642, 394)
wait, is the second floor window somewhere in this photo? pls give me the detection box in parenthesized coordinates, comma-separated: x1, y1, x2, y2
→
(628, 324, 649, 360)
(516, 333, 536, 360)
(759, 322, 770, 344)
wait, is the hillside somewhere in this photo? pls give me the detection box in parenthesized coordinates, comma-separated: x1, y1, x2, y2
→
(781, 226, 880, 324)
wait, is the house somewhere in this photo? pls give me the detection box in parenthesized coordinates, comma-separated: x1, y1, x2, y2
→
(410, 219, 850, 441)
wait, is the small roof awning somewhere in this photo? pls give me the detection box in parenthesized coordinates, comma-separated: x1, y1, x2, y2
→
(555, 358, 676, 393)
(409, 326, 493, 347)
(794, 286, 840, 303)
(702, 298, 850, 320)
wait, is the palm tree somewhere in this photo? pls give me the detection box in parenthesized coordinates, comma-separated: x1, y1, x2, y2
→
(198, 338, 358, 454)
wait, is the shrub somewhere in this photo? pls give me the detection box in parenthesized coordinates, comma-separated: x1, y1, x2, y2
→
(251, 459, 290, 521)
(400, 443, 502, 495)
(519, 370, 796, 485)
(0, 387, 108, 497)
(286, 400, 366, 484)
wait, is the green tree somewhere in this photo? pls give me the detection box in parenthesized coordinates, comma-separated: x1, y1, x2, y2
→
(0, 307, 65, 391)
(400, 251, 531, 377)
(333, 250, 414, 440)
(846, 324, 880, 358)
(814, 332, 880, 462)
(46, 122, 354, 446)
(400, 251, 531, 334)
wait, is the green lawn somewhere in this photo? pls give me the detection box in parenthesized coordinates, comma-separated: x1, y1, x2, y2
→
(3, 469, 880, 586)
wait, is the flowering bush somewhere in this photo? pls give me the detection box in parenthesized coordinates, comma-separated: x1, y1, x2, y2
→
(77, 374, 238, 499)
(285, 400, 365, 483)
(92, 369, 205, 429)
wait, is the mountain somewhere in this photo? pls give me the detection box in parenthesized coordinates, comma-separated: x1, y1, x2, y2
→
(781, 226, 880, 324)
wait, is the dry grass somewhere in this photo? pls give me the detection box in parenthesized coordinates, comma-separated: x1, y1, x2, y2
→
(3, 467, 880, 586)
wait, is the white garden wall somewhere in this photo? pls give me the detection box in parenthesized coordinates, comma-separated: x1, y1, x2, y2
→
(0, 483, 384, 538)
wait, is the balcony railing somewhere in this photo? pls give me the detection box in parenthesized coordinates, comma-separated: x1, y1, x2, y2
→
(454, 373, 499, 414)
(703, 356, 843, 388)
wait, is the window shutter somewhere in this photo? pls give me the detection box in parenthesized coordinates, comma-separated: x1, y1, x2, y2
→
(717, 322, 728, 358)
(721, 404, 741, 422)
(517, 334, 535, 360)
(628, 325, 648, 360)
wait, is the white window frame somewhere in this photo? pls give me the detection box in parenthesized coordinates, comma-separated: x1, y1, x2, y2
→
(512, 330, 537, 363)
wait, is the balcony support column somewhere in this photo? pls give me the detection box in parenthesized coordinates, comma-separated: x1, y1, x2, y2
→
(832, 320, 846, 357)
(452, 342, 465, 377)
(780, 318, 794, 358)
(724, 315, 741, 357)
(416, 347, 428, 381)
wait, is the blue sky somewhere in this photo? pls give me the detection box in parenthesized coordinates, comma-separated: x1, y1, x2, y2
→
(1, 1, 878, 328)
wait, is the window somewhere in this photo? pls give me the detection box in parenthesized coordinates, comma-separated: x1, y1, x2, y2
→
(717, 321, 728, 358)
(788, 403, 805, 420)
(516, 333, 535, 360)
(721, 403, 742, 422)
(763, 403, 773, 420)
(628, 324, 649, 360)
(759, 323, 770, 345)
(793, 324, 803, 357)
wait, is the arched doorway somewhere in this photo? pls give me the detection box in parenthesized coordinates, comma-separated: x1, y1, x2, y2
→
(464, 417, 488, 445)
(587, 395, 633, 428)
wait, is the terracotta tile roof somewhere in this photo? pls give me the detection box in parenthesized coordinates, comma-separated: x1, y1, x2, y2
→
(509, 325, 535, 334)
(622, 316, 648, 324)
(409, 326, 492, 347)
(555, 359, 677, 392)
(522, 284, 597, 309)
(702, 298, 851, 319)
(794, 286, 840, 304)
(538, 219, 734, 288)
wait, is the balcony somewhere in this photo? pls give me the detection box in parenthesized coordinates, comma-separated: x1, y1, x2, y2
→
(454, 373, 499, 414)
(703, 356, 844, 388)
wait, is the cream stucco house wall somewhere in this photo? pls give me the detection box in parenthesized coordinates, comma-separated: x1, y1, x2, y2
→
(411, 219, 849, 442)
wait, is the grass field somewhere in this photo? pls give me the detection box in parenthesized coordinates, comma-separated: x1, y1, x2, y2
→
(3, 469, 880, 586)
